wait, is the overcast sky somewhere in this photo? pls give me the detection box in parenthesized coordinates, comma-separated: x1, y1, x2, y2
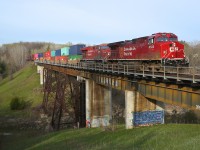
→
(0, 0, 199, 45)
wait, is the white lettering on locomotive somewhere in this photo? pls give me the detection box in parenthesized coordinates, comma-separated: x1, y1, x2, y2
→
(124, 47, 136, 51)
(170, 47, 179, 52)
(124, 52, 132, 56)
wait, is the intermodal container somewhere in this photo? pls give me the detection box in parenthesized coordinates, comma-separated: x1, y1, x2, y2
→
(68, 55, 82, 64)
(55, 49, 61, 56)
(44, 51, 51, 58)
(61, 47, 69, 56)
(69, 44, 85, 55)
(34, 53, 38, 60)
(39, 57, 44, 62)
(68, 55, 82, 60)
(38, 53, 43, 58)
(55, 56, 60, 63)
(51, 50, 56, 57)
(60, 56, 68, 64)
(50, 57, 55, 63)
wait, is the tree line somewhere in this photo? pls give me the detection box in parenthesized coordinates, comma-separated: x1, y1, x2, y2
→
(0, 42, 70, 80)
(181, 41, 200, 67)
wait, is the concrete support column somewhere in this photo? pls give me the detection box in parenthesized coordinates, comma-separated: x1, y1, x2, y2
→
(103, 87, 112, 126)
(92, 82, 104, 127)
(125, 90, 135, 129)
(85, 79, 93, 127)
(38, 66, 44, 85)
(37, 65, 41, 73)
(85, 80, 112, 128)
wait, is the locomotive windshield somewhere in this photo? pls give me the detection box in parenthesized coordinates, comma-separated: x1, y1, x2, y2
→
(169, 37, 178, 41)
(156, 36, 168, 42)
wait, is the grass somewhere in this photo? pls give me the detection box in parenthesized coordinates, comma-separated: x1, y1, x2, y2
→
(0, 62, 43, 117)
(1, 62, 200, 149)
(1, 124, 200, 150)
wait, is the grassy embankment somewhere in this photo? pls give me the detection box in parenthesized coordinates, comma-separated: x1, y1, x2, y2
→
(1, 124, 200, 150)
(1, 62, 200, 150)
(0, 62, 43, 117)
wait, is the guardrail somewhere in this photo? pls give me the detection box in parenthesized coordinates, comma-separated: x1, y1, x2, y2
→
(35, 61, 200, 83)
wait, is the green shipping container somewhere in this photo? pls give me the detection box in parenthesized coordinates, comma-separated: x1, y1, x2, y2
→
(51, 50, 56, 57)
(61, 47, 69, 56)
(69, 55, 82, 60)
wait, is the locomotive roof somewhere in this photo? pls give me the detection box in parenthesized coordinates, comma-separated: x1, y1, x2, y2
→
(108, 33, 177, 47)
(108, 36, 148, 47)
(107, 41, 125, 47)
(151, 32, 177, 37)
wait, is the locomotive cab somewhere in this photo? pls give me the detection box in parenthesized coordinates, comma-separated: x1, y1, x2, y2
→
(152, 33, 188, 66)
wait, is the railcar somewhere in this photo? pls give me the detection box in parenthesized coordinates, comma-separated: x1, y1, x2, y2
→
(81, 44, 110, 62)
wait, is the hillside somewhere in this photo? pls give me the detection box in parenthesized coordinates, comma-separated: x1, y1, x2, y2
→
(1, 124, 200, 150)
(0, 62, 43, 117)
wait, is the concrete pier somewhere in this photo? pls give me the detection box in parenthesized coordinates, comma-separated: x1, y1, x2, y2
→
(85, 79, 93, 127)
(37, 66, 44, 85)
(125, 90, 135, 129)
(85, 79, 112, 127)
(103, 87, 112, 126)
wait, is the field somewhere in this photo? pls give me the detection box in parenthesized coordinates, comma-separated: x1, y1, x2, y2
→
(0, 124, 200, 150)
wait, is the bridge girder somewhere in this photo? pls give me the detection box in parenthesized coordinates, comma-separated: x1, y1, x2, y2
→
(42, 64, 200, 111)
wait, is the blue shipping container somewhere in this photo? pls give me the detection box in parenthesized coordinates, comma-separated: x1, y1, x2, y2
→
(55, 49, 61, 56)
(133, 110, 164, 126)
(69, 44, 85, 55)
(38, 53, 43, 58)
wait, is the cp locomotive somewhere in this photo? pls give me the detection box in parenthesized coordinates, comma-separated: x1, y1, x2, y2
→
(81, 32, 188, 66)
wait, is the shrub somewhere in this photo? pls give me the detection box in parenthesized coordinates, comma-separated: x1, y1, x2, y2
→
(10, 97, 26, 110)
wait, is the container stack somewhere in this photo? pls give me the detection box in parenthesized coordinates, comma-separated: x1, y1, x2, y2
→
(35, 44, 85, 64)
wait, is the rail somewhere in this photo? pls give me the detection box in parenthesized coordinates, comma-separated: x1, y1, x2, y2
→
(36, 61, 200, 84)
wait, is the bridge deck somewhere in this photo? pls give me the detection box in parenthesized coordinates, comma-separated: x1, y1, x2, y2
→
(37, 61, 200, 84)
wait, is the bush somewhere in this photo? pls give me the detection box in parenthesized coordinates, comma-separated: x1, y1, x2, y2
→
(10, 97, 26, 110)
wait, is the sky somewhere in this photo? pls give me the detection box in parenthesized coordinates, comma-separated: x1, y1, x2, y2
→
(0, 0, 200, 45)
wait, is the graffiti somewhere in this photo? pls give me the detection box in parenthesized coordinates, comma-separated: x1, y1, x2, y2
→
(91, 115, 110, 127)
(133, 110, 164, 126)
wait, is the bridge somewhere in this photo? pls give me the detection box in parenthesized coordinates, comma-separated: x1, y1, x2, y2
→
(36, 61, 200, 130)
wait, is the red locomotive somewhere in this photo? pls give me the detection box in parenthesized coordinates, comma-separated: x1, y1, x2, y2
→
(81, 44, 110, 62)
(82, 33, 188, 66)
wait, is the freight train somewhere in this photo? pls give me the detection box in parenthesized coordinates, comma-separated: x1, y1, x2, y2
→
(33, 32, 189, 66)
